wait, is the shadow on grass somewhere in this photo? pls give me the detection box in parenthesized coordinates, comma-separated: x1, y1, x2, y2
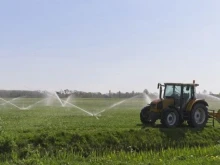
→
(136, 122, 214, 141)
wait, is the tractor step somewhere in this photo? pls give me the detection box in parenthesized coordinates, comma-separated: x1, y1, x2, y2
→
(183, 111, 190, 120)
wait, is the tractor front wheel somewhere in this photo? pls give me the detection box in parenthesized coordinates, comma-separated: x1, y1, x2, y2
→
(189, 103, 208, 128)
(140, 106, 152, 124)
(161, 109, 179, 128)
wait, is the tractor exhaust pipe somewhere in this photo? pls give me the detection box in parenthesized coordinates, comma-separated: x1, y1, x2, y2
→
(160, 86, 162, 99)
(158, 83, 162, 99)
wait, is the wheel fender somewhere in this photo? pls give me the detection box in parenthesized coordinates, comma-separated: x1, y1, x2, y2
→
(192, 100, 208, 110)
(187, 99, 208, 111)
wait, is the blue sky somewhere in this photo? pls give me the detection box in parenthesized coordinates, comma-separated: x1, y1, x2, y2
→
(0, 0, 220, 94)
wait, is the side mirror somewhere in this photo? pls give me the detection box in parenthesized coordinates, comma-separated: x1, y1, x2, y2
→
(157, 83, 160, 89)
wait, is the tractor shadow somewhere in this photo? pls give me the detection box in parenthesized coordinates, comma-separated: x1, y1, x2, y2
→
(136, 122, 210, 141)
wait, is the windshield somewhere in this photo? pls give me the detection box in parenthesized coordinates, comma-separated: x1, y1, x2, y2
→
(164, 85, 181, 98)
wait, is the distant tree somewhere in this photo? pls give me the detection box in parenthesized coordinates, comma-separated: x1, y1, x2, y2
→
(64, 89, 70, 94)
(143, 89, 149, 95)
(203, 90, 207, 94)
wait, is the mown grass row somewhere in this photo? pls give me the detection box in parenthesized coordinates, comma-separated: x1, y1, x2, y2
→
(1, 143, 220, 164)
(0, 127, 220, 162)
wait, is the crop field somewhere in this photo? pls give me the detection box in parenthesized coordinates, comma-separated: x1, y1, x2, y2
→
(0, 96, 220, 164)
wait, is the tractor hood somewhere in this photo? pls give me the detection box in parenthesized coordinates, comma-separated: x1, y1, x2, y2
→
(149, 98, 163, 110)
(151, 99, 162, 104)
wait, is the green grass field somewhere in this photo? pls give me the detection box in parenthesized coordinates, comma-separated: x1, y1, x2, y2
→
(0, 97, 220, 164)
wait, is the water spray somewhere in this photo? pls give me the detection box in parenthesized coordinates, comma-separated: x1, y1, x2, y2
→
(23, 87, 95, 116)
(63, 95, 73, 107)
(43, 90, 68, 107)
(94, 94, 141, 116)
(61, 99, 94, 116)
(53, 92, 65, 107)
(23, 86, 65, 107)
(0, 96, 25, 106)
(22, 98, 49, 110)
(0, 97, 23, 110)
(143, 92, 152, 104)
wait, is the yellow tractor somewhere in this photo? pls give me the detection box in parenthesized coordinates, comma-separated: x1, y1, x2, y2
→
(140, 81, 210, 128)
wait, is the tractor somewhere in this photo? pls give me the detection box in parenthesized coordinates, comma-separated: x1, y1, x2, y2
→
(140, 80, 209, 128)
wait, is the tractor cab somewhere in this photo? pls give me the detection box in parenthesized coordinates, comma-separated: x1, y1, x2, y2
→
(159, 82, 198, 109)
(140, 81, 209, 128)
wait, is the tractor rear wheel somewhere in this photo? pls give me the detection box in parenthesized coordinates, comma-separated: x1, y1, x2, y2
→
(189, 103, 208, 128)
(140, 106, 152, 124)
(161, 109, 179, 128)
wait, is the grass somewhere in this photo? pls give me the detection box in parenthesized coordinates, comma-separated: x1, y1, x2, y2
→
(0, 97, 147, 134)
(0, 97, 220, 164)
(0, 145, 219, 165)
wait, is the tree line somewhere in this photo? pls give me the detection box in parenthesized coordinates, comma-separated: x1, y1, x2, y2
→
(2, 89, 219, 99)
(0, 89, 158, 99)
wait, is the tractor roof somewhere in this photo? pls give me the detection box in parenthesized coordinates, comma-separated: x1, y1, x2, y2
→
(164, 83, 199, 87)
